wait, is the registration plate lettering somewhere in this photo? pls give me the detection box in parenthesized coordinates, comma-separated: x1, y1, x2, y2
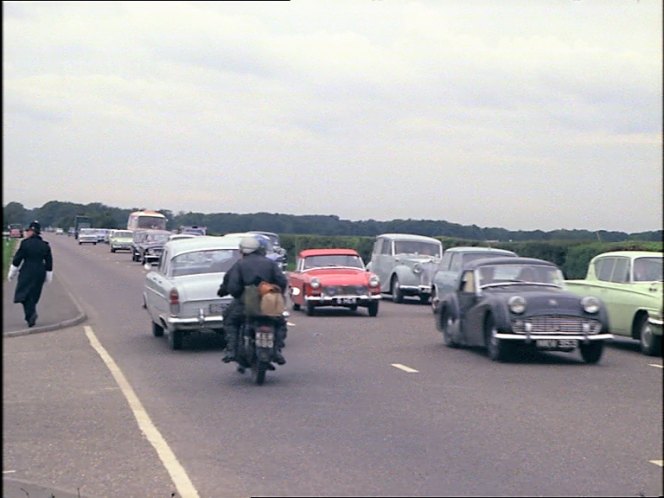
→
(209, 303, 227, 314)
(535, 339, 578, 350)
(339, 298, 356, 305)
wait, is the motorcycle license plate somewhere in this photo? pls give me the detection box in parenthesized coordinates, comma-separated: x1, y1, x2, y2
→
(535, 339, 577, 350)
(256, 331, 274, 348)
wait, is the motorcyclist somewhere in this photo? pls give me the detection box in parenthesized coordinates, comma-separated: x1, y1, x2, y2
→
(219, 235, 288, 366)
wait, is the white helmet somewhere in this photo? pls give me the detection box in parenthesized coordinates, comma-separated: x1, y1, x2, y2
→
(239, 235, 261, 254)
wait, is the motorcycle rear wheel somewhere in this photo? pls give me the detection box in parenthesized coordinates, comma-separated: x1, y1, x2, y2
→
(252, 361, 267, 385)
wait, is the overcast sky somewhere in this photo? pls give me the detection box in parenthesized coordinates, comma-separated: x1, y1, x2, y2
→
(3, 1, 662, 232)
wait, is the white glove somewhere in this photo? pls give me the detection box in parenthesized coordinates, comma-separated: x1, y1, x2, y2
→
(46, 271, 53, 283)
(7, 265, 19, 282)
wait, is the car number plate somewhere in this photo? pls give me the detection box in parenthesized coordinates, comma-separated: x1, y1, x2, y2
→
(209, 302, 227, 314)
(535, 339, 578, 350)
(339, 298, 356, 305)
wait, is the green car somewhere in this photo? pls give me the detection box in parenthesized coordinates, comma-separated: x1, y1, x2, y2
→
(565, 251, 663, 356)
(109, 229, 134, 253)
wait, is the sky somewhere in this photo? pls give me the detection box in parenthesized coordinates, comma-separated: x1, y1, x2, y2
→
(2, 0, 662, 233)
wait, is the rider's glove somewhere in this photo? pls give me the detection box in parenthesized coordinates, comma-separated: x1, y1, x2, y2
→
(7, 265, 19, 282)
(46, 271, 53, 284)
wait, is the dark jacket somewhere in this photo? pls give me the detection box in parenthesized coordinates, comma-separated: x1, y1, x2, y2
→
(226, 252, 287, 299)
(12, 234, 53, 303)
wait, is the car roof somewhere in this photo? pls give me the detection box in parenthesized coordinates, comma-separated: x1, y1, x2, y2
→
(590, 251, 663, 259)
(377, 233, 441, 243)
(464, 256, 558, 270)
(445, 246, 517, 255)
(165, 236, 241, 255)
(299, 248, 360, 258)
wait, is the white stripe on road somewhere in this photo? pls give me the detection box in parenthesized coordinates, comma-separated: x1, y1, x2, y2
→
(391, 363, 419, 373)
(84, 326, 200, 498)
(3, 470, 16, 474)
(650, 460, 663, 467)
(648, 363, 663, 369)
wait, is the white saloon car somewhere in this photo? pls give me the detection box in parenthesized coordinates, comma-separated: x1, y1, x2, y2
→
(142, 236, 241, 350)
(78, 228, 98, 245)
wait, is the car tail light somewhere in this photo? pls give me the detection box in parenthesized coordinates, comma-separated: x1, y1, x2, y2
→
(169, 288, 180, 314)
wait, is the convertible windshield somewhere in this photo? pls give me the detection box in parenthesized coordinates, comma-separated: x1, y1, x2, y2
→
(303, 255, 364, 269)
(477, 264, 564, 287)
(171, 249, 240, 276)
(393, 241, 441, 257)
(633, 257, 663, 282)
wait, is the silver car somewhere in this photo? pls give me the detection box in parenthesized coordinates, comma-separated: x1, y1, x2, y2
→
(142, 236, 241, 350)
(367, 233, 443, 303)
(77, 228, 98, 245)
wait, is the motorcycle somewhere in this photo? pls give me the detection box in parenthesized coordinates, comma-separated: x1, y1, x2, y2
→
(237, 313, 288, 385)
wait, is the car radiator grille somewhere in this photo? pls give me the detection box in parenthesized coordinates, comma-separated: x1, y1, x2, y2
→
(511, 315, 602, 334)
(323, 285, 369, 296)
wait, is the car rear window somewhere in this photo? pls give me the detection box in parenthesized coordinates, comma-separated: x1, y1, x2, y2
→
(171, 249, 240, 276)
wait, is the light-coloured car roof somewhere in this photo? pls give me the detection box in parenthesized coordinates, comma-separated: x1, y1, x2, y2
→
(377, 233, 442, 244)
(165, 235, 240, 256)
(591, 251, 663, 259)
(445, 246, 516, 254)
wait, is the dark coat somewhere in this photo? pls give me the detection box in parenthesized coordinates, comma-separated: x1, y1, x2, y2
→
(226, 252, 287, 299)
(12, 234, 53, 304)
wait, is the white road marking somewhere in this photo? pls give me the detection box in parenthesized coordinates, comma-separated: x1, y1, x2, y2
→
(84, 326, 199, 498)
(287, 322, 296, 327)
(391, 363, 419, 373)
(3, 470, 16, 474)
(648, 363, 663, 369)
(650, 460, 663, 467)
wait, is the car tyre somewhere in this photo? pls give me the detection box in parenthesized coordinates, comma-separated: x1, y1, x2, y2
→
(391, 276, 404, 303)
(579, 341, 604, 364)
(638, 316, 662, 357)
(440, 311, 458, 348)
(368, 301, 379, 317)
(292, 302, 301, 311)
(485, 315, 511, 362)
(306, 301, 315, 316)
(110, 247, 116, 253)
(152, 320, 164, 337)
(169, 330, 183, 350)
(419, 293, 430, 305)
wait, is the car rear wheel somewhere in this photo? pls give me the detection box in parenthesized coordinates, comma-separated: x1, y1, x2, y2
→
(638, 316, 662, 356)
(579, 341, 604, 364)
(169, 330, 183, 350)
(391, 276, 404, 303)
(152, 320, 164, 337)
(485, 315, 511, 362)
(368, 301, 379, 317)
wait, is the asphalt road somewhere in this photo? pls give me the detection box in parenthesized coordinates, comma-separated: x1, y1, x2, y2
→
(3, 235, 663, 497)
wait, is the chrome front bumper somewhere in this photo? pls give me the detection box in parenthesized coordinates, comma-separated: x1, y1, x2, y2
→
(495, 332, 613, 343)
(305, 294, 382, 304)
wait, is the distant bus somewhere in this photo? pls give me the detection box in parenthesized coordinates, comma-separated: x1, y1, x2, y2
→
(74, 215, 92, 239)
(127, 210, 167, 231)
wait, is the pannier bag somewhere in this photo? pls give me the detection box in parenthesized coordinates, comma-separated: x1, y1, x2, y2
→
(243, 282, 285, 317)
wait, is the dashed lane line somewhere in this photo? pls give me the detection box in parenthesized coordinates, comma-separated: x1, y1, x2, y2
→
(648, 363, 663, 369)
(650, 460, 663, 467)
(392, 363, 419, 373)
(84, 326, 200, 498)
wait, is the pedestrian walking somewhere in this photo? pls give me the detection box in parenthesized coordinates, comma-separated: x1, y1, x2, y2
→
(7, 221, 53, 328)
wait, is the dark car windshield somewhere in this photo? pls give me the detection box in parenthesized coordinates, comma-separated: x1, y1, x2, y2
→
(478, 264, 564, 288)
(394, 241, 441, 257)
(171, 249, 240, 276)
(303, 255, 364, 269)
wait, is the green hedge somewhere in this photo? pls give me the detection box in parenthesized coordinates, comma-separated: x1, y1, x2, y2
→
(279, 234, 662, 278)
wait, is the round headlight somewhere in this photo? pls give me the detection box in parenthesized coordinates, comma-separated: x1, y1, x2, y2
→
(291, 287, 301, 296)
(369, 275, 380, 287)
(310, 278, 321, 290)
(581, 296, 600, 314)
(508, 295, 527, 314)
(413, 263, 422, 274)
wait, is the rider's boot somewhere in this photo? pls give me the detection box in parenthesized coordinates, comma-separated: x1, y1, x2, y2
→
(222, 333, 236, 363)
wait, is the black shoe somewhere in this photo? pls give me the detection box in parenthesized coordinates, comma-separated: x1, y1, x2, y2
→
(222, 353, 235, 363)
(236, 366, 245, 374)
(273, 352, 286, 365)
(27, 313, 38, 328)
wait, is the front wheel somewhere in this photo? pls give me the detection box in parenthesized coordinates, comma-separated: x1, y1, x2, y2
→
(391, 276, 404, 303)
(485, 316, 511, 362)
(638, 317, 662, 357)
(152, 320, 164, 337)
(306, 302, 315, 316)
(440, 312, 457, 348)
(367, 301, 379, 317)
(579, 341, 604, 364)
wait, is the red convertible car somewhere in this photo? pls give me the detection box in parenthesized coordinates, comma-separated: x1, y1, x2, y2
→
(288, 248, 381, 316)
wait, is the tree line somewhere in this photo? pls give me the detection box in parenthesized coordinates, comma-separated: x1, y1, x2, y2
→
(3, 200, 662, 243)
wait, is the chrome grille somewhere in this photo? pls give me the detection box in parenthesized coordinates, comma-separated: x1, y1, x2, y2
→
(511, 315, 602, 335)
(322, 285, 368, 296)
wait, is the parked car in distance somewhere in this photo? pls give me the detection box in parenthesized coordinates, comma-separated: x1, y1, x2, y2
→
(249, 231, 288, 268)
(55, 228, 64, 235)
(367, 233, 443, 303)
(431, 246, 518, 312)
(77, 228, 98, 245)
(109, 229, 134, 253)
(94, 228, 110, 243)
(434, 256, 612, 363)
(132, 229, 171, 264)
(143, 236, 242, 349)
(288, 248, 381, 316)
(169, 233, 197, 242)
(179, 225, 207, 236)
(565, 251, 663, 356)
